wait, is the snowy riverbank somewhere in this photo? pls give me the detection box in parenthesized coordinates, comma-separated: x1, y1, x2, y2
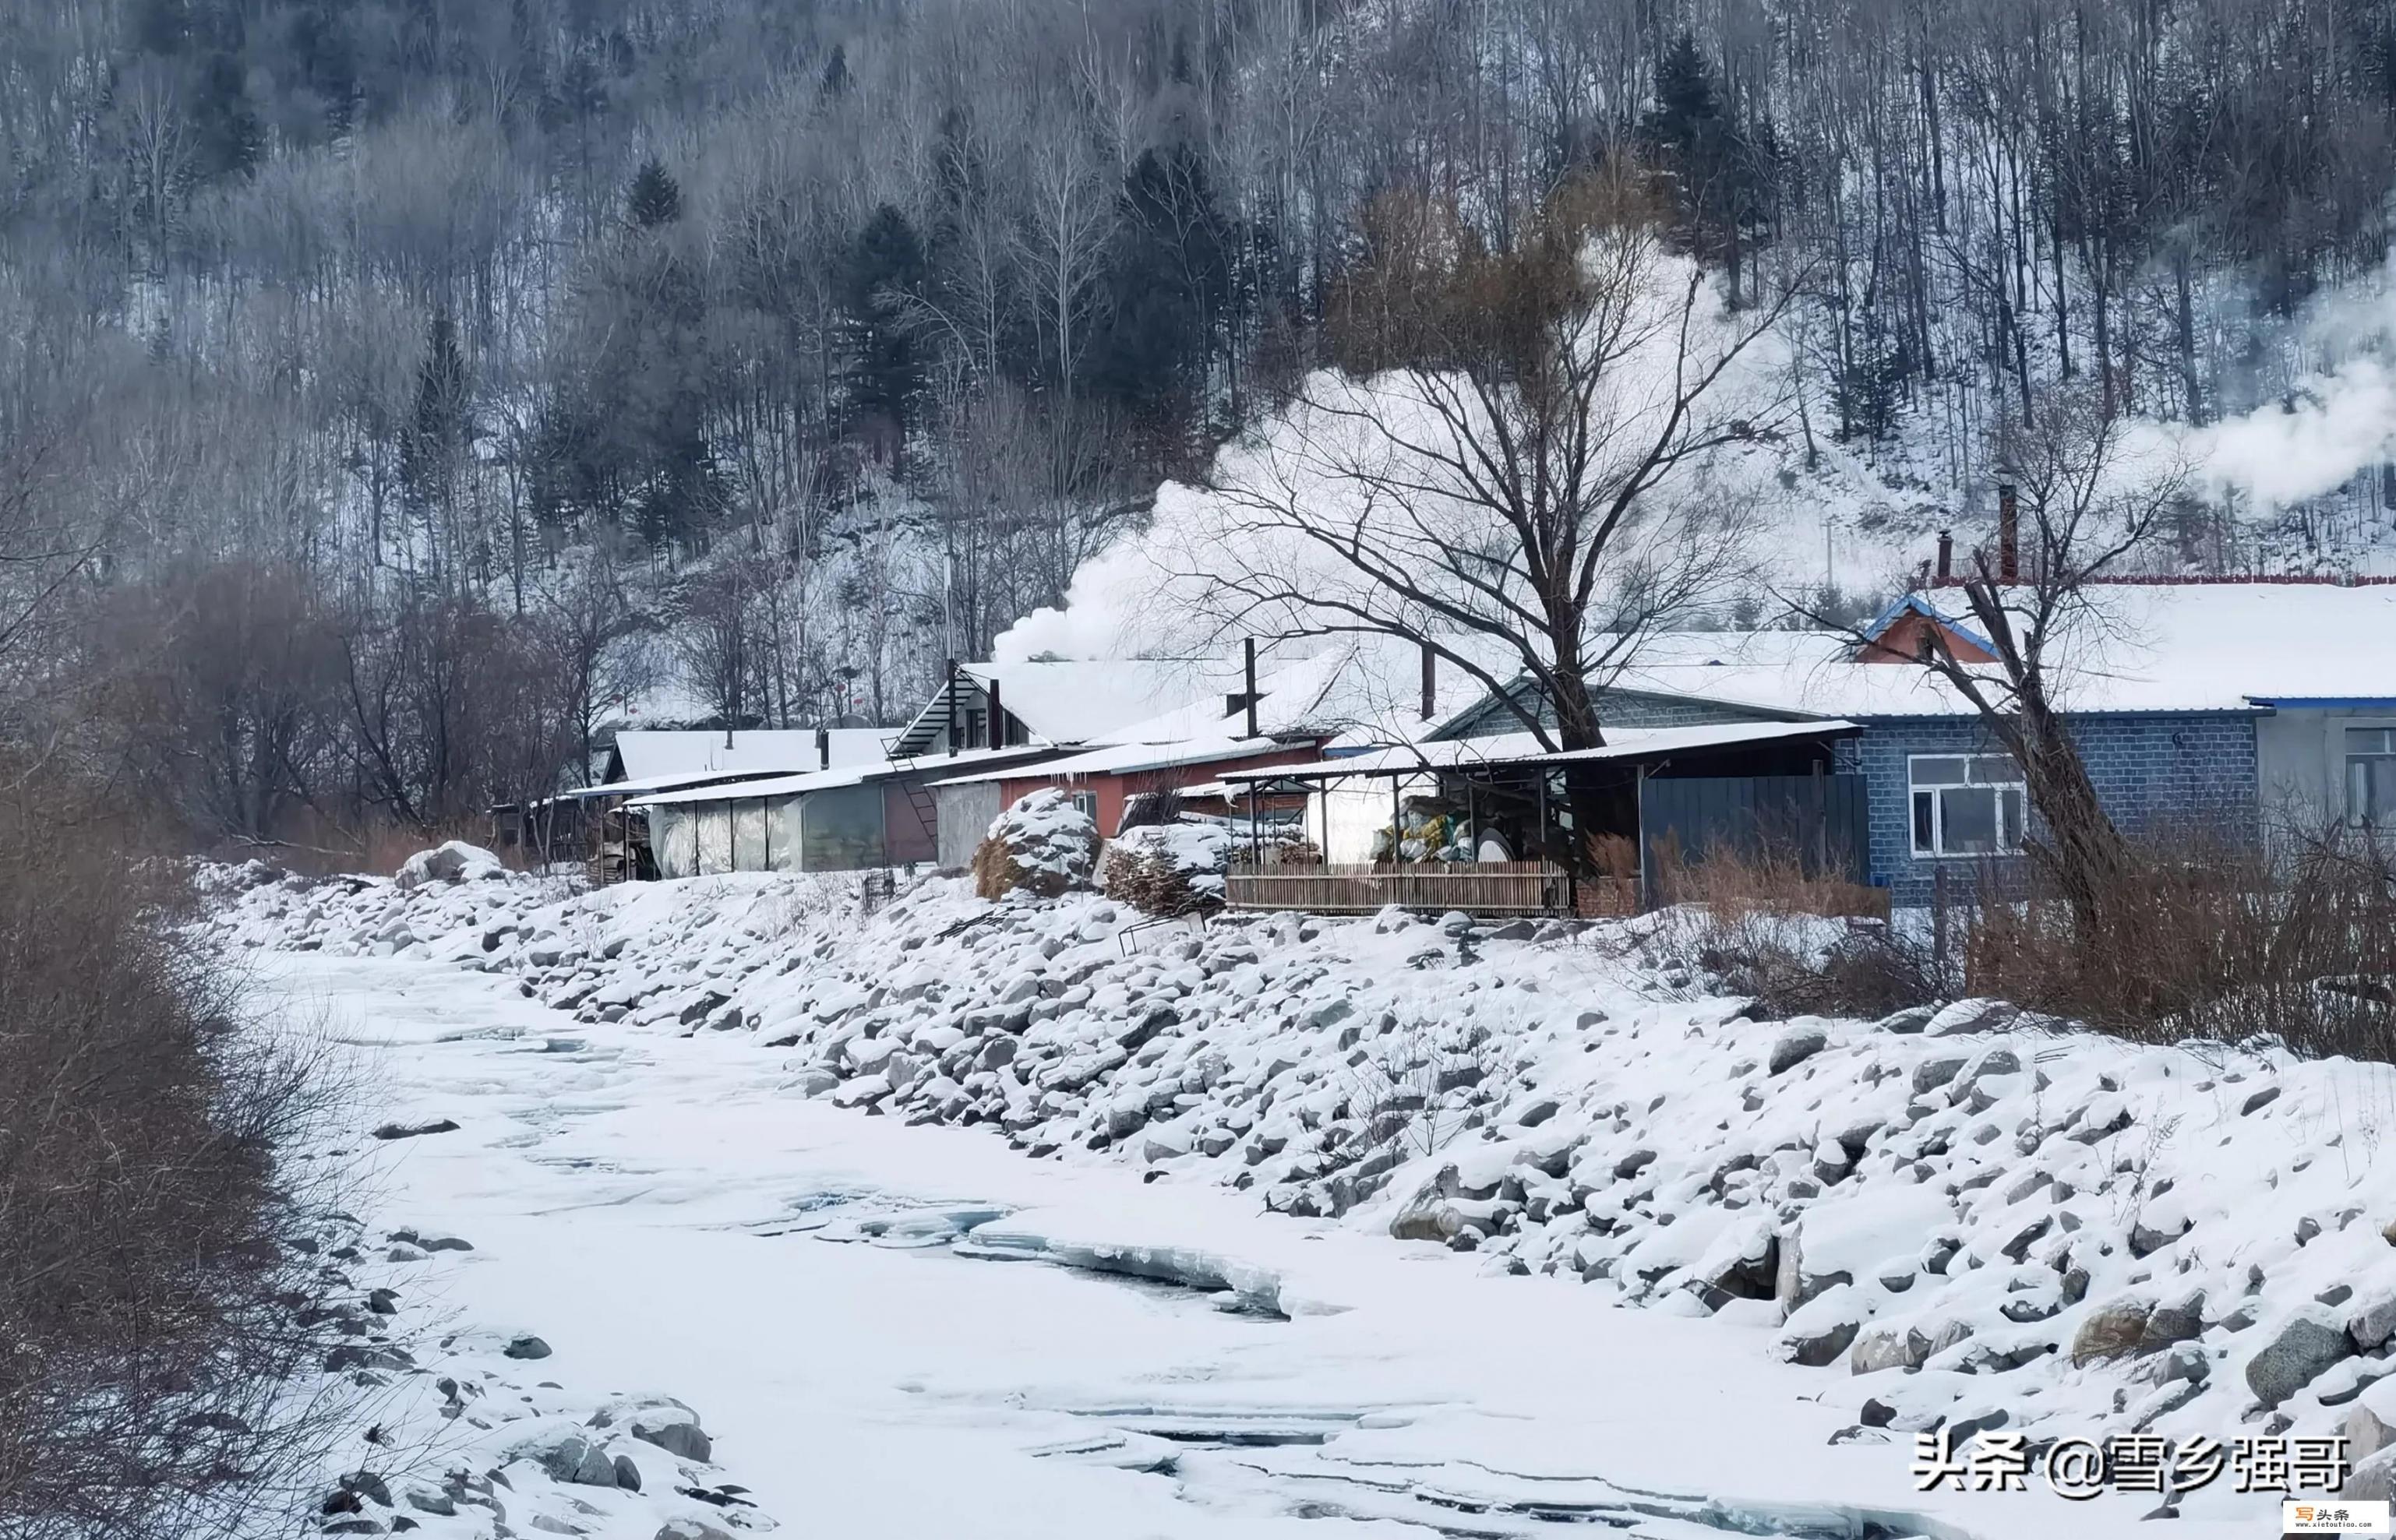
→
(209, 856, 2396, 1534)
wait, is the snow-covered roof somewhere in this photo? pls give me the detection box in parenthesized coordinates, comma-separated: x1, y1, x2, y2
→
(1629, 584, 2396, 718)
(608, 728, 891, 783)
(1221, 720, 1859, 781)
(933, 735, 1304, 786)
(624, 744, 1064, 810)
(559, 766, 796, 802)
(885, 661, 1205, 756)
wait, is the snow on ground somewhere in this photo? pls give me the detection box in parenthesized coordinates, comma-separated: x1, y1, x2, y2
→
(206, 857, 2396, 1536)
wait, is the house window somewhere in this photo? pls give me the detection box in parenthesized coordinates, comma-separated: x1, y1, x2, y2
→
(2348, 728, 2396, 826)
(1909, 754, 2026, 858)
(1068, 790, 1099, 824)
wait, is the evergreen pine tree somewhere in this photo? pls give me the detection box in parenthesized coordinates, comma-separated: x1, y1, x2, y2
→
(842, 204, 927, 446)
(401, 308, 470, 518)
(627, 157, 682, 228)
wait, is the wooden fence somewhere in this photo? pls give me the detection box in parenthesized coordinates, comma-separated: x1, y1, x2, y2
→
(1226, 860, 1570, 915)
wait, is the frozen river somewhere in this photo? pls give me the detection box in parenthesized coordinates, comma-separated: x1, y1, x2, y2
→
(261, 951, 2204, 1540)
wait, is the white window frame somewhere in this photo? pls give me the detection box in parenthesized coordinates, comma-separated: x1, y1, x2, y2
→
(1907, 752, 2027, 859)
(1068, 789, 1099, 823)
(2346, 724, 2396, 828)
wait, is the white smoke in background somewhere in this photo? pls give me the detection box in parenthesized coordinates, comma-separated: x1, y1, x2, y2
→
(2179, 257, 2396, 513)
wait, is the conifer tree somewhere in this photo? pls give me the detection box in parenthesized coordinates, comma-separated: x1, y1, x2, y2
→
(627, 157, 682, 229)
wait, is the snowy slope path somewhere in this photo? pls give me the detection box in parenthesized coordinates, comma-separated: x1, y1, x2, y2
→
(256, 948, 2231, 1540)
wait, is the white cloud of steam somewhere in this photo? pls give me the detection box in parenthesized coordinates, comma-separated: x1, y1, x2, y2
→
(2179, 358, 2396, 512)
(2175, 257, 2396, 513)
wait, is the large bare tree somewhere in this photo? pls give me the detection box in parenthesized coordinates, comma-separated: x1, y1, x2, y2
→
(1167, 167, 1795, 756)
(1863, 387, 2193, 926)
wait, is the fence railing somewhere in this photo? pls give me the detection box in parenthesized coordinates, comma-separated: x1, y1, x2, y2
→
(1226, 860, 1570, 915)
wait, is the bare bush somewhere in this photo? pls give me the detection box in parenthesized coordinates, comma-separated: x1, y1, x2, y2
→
(0, 809, 353, 1540)
(1655, 843, 1932, 1020)
(1965, 823, 2396, 1056)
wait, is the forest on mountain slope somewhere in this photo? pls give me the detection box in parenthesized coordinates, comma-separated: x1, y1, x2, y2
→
(5, 0, 2396, 848)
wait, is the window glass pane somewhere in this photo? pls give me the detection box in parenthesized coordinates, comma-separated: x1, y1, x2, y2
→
(1939, 787, 2000, 853)
(2358, 757, 2396, 826)
(2347, 728, 2396, 756)
(2000, 789, 2026, 850)
(1911, 790, 1936, 853)
(1912, 757, 1967, 788)
(1968, 755, 2022, 785)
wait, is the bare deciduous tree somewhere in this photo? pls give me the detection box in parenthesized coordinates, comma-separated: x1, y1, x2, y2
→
(1172, 168, 1793, 756)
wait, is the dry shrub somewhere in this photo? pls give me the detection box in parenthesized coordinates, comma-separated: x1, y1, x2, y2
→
(0, 807, 352, 1539)
(1964, 824, 2396, 1056)
(1657, 841, 1931, 1020)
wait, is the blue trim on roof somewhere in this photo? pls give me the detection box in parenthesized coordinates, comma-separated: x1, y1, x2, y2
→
(2246, 697, 2396, 710)
(1861, 594, 2000, 661)
(1850, 706, 2270, 722)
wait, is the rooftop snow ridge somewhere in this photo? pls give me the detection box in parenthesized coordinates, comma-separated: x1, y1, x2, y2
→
(201, 861, 2396, 1478)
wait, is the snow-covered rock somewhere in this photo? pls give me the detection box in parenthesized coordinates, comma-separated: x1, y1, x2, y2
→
(395, 840, 506, 890)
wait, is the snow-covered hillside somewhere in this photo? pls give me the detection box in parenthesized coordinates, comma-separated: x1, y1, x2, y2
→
(203, 855, 2396, 1528)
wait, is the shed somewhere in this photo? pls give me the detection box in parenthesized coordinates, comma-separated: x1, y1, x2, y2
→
(1220, 720, 1863, 916)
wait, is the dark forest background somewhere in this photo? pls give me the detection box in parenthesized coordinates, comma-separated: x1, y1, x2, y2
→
(5, 0, 2394, 848)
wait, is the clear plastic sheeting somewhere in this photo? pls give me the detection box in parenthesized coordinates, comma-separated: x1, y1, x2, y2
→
(733, 801, 770, 871)
(695, 806, 732, 875)
(771, 797, 803, 871)
(650, 805, 697, 879)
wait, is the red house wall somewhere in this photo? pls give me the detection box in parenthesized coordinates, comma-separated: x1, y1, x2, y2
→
(1858, 611, 1998, 664)
(997, 743, 1325, 836)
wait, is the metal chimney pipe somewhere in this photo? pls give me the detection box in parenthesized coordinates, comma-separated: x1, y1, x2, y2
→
(986, 677, 1003, 749)
(1997, 483, 2019, 583)
(1420, 641, 1436, 719)
(944, 659, 960, 756)
(816, 725, 830, 770)
(1243, 638, 1258, 738)
(1935, 530, 1953, 583)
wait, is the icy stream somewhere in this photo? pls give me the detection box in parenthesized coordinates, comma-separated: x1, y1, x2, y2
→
(258, 951, 2193, 1540)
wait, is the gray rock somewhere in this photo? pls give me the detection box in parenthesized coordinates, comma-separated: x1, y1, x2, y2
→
(1784, 1319, 1861, 1368)
(1874, 1005, 1937, 1034)
(372, 1119, 460, 1140)
(627, 1411, 711, 1464)
(2241, 1084, 2282, 1115)
(610, 1454, 641, 1491)
(655, 1521, 736, 1540)
(502, 1334, 551, 1360)
(2344, 1444, 2396, 1503)
(2347, 1399, 2396, 1463)
(1910, 1055, 1969, 1096)
(1512, 1097, 1561, 1128)
(510, 1430, 617, 1487)
(1923, 998, 2019, 1037)
(2354, 1290, 2396, 1351)
(2246, 1306, 2353, 1408)
(2140, 1290, 2206, 1352)
(1769, 1026, 1829, 1076)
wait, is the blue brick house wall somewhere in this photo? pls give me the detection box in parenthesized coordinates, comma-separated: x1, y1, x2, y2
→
(1843, 712, 2262, 907)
